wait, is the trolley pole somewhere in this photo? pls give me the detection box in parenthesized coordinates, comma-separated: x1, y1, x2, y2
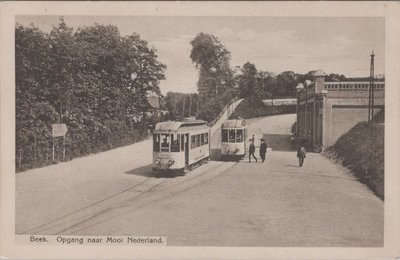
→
(182, 94, 186, 118)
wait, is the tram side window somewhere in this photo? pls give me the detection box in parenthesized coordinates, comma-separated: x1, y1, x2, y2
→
(200, 134, 205, 146)
(205, 133, 209, 144)
(153, 134, 160, 152)
(161, 134, 170, 152)
(236, 129, 243, 142)
(191, 135, 196, 149)
(229, 129, 236, 143)
(171, 134, 180, 152)
(222, 129, 228, 142)
(196, 134, 200, 147)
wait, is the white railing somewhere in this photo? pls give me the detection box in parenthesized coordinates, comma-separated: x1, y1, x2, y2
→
(208, 97, 239, 127)
(262, 98, 297, 106)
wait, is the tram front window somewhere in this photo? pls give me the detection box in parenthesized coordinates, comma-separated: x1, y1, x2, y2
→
(161, 134, 170, 152)
(229, 129, 236, 142)
(236, 129, 243, 142)
(171, 134, 180, 152)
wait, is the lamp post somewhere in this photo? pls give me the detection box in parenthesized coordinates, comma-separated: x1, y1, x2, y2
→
(296, 83, 304, 139)
(303, 80, 309, 141)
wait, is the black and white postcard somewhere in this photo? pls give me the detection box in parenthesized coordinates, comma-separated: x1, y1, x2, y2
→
(1, 1, 399, 259)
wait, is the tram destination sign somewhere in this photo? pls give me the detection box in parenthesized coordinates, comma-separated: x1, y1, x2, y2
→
(52, 124, 68, 137)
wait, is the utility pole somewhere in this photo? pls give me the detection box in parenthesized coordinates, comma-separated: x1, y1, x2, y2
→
(182, 94, 186, 118)
(368, 51, 375, 124)
(370, 50, 375, 124)
(197, 97, 201, 116)
(367, 50, 375, 174)
(304, 81, 308, 139)
(173, 95, 177, 118)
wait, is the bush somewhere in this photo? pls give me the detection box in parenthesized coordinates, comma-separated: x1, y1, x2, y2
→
(325, 122, 384, 200)
(196, 92, 237, 123)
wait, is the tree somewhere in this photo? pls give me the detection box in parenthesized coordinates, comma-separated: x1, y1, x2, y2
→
(276, 71, 297, 97)
(196, 91, 236, 123)
(15, 18, 166, 170)
(236, 62, 258, 98)
(326, 73, 347, 82)
(164, 92, 201, 120)
(190, 33, 234, 98)
(255, 71, 276, 99)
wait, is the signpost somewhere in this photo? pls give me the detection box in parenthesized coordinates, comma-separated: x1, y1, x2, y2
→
(52, 124, 68, 161)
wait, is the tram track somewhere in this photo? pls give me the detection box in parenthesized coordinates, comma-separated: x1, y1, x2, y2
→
(66, 161, 235, 235)
(22, 177, 165, 234)
(22, 161, 234, 235)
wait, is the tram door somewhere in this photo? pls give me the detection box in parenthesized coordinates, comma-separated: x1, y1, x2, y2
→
(184, 134, 189, 166)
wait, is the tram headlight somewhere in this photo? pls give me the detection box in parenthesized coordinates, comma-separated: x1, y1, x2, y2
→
(168, 159, 174, 167)
(155, 159, 161, 165)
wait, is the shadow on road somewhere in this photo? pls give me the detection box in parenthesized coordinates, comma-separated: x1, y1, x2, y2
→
(284, 164, 298, 167)
(125, 164, 184, 178)
(125, 164, 155, 177)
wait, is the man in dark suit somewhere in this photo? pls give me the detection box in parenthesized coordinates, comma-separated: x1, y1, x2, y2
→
(259, 139, 267, 163)
(249, 139, 257, 163)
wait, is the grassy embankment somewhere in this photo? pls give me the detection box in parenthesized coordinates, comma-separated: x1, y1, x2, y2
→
(324, 111, 384, 200)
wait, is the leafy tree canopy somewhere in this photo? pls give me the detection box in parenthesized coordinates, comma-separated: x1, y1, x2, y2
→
(15, 18, 166, 171)
(190, 33, 234, 98)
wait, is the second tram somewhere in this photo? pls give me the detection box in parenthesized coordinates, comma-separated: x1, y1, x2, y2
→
(221, 119, 247, 161)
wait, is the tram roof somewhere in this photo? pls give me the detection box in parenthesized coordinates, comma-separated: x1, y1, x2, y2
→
(154, 120, 209, 132)
(222, 119, 246, 128)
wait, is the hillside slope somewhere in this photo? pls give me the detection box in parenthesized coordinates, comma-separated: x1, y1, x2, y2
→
(324, 122, 384, 200)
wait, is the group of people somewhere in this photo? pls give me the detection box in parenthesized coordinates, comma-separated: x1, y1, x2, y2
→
(248, 135, 268, 163)
(248, 139, 266, 163)
(248, 134, 307, 167)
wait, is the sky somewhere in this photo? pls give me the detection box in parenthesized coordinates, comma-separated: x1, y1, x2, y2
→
(16, 16, 385, 94)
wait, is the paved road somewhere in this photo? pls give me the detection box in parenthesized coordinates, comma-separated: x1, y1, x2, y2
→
(16, 114, 383, 246)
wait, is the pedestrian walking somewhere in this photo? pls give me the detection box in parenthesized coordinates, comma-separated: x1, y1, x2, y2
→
(259, 139, 267, 163)
(297, 145, 306, 167)
(249, 139, 257, 163)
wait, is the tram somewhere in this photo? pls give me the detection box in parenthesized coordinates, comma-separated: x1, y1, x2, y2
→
(221, 119, 247, 161)
(152, 119, 210, 174)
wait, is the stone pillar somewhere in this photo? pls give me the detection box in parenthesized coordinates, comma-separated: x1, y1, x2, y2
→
(313, 70, 326, 93)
